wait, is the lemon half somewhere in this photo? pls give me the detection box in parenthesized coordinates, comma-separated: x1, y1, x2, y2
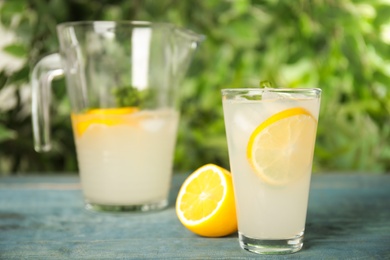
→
(176, 164, 237, 237)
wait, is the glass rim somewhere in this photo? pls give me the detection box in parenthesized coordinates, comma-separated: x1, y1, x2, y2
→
(221, 88, 322, 95)
(221, 87, 322, 92)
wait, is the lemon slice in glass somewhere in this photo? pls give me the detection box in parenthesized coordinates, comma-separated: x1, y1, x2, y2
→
(247, 107, 317, 186)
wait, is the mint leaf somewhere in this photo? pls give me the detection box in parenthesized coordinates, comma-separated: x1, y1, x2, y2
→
(113, 86, 155, 108)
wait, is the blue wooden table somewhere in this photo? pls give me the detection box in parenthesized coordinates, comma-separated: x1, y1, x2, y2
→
(0, 173, 389, 259)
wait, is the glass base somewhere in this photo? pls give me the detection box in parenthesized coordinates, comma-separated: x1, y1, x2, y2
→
(238, 232, 304, 255)
(85, 199, 168, 213)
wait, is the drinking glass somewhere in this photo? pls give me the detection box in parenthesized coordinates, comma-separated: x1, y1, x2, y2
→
(222, 88, 321, 254)
(31, 21, 203, 212)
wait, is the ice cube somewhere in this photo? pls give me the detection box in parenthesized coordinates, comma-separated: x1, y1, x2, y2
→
(232, 103, 268, 135)
(261, 89, 292, 100)
(233, 110, 258, 134)
(262, 89, 309, 100)
(141, 117, 165, 132)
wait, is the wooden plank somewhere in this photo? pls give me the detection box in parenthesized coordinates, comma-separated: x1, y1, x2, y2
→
(0, 174, 389, 259)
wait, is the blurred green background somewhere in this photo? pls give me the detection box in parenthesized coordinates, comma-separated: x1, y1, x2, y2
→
(0, 0, 389, 175)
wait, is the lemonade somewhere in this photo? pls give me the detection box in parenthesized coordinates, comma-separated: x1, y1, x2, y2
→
(222, 88, 321, 254)
(71, 108, 179, 211)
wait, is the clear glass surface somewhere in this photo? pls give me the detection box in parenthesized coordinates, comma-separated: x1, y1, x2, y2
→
(222, 88, 321, 254)
(31, 21, 203, 212)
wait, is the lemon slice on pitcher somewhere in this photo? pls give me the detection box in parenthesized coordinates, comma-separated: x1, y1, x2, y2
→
(247, 107, 317, 186)
(71, 107, 139, 137)
(87, 107, 138, 115)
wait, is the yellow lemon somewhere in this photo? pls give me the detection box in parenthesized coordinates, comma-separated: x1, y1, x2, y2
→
(176, 164, 237, 237)
(247, 107, 317, 186)
(87, 107, 138, 115)
(71, 107, 139, 137)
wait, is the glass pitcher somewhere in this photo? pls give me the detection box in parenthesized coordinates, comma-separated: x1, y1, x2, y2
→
(31, 21, 203, 212)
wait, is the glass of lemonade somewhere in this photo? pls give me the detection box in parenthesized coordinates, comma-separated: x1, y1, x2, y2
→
(222, 88, 321, 254)
(31, 21, 203, 212)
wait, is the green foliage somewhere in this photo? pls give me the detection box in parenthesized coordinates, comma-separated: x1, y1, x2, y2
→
(0, 0, 389, 174)
(0, 125, 16, 143)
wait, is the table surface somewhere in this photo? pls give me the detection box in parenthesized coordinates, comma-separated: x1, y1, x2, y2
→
(0, 173, 389, 259)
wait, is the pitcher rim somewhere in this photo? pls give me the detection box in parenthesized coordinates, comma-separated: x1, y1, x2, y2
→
(56, 20, 205, 42)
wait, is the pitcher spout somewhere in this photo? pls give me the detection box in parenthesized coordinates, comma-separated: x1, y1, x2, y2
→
(174, 27, 205, 47)
(170, 26, 204, 85)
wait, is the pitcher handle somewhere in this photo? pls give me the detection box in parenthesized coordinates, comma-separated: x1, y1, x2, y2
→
(31, 53, 64, 152)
